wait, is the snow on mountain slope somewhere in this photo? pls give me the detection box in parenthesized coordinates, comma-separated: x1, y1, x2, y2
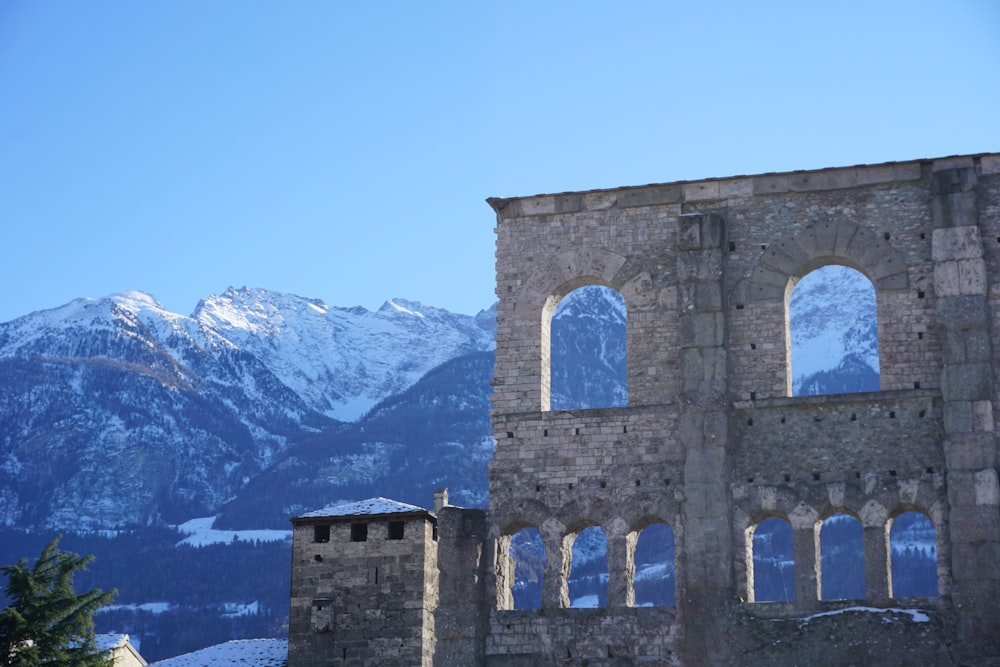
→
(0, 288, 495, 530)
(789, 265, 879, 394)
(194, 288, 494, 420)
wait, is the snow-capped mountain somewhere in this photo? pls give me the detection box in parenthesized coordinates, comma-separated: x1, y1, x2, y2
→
(0, 288, 494, 530)
(789, 265, 878, 395)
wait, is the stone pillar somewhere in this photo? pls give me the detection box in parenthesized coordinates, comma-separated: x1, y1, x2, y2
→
(540, 518, 568, 609)
(931, 162, 1000, 661)
(860, 500, 889, 600)
(789, 503, 820, 606)
(606, 518, 635, 608)
(676, 213, 733, 665)
(862, 525, 890, 600)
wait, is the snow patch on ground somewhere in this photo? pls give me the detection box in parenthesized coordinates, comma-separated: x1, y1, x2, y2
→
(797, 606, 930, 626)
(176, 516, 291, 547)
(99, 602, 172, 615)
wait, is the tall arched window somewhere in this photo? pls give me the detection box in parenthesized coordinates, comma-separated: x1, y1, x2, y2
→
(508, 527, 544, 609)
(889, 511, 938, 598)
(788, 265, 879, 397)
(749, 517, 794, 602)
(819, 513, 865, 600)
(549, 285, 627, 410)
(633, 523, 675, 606)
(567, 525, 608, 608)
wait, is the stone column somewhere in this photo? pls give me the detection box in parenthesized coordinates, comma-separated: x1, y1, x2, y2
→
(605, 518, 635, 608)
(789, 503, 820, 606)
(676, 213, 733, 665)
(862, 525, 890, 600)
(931, 161, 1000, 660)
(540, 518, 569, 609)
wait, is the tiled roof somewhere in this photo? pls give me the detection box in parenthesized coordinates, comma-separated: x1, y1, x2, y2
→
(294, 497, 429, 520)
(148, 638, 287, 667)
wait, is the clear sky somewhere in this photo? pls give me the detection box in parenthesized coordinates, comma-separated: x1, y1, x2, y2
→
(1, 1, 998, 323)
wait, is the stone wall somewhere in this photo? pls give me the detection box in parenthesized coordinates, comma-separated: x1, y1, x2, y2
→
(484, 153, 1000, 666)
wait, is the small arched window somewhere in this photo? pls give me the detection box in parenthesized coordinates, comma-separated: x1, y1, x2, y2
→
(819, 513, 865, 600)
(567, 526, 608, 608)
(549, 285, 627, 410)
(889, 512, 938, 598)
(788, 265, 879, 397)
(749, 517, 794, 602)
(633, 523, 675, 607)
(508, 527, 544, 609)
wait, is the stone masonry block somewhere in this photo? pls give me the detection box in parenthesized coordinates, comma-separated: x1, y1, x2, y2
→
(700, 213, 725, 249)
(947, 506, 1000, 543)
(684, 181, 720, 202)
(873, 271, 908, 291)
(931, 165, 977, 192)
(932, 191, 978, 228)
(833, 220, 859, 257)
(934, 261, 961, 297)
(964, 329, 992, 362)
(943, 401, 974, 434)
(719, 178, 753, 197)
(972, 400, 994, 433)
(678, 217, 701, 250)
(696, 282, 722, 312)
(936, 295, 989, 330)
(982, 154, 1000, 175)
(958, 258, 987, 295)
(762, 240, 809, 275)
(944, 434, 997, 470)
(976, 468, 1000, 505)
(932, 226, 983, 262)
(942, 362, 993, 401)
(520, 196, 556, 216)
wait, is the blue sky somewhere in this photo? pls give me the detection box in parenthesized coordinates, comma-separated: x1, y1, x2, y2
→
(1, 1, 998, 323)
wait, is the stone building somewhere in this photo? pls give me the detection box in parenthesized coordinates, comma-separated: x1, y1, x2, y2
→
(289, 152, 1000, 666)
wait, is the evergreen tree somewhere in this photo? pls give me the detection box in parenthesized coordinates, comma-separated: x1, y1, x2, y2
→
(0, 536, 116, 666)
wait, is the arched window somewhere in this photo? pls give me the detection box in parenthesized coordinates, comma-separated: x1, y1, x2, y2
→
(749, 517, 794, 602)
(633, 523, 675, 606)
(788, 265, 879, 397)
(508, 527, 544, 609)
(549, 285, 627, 410)
(889, 511, 938, 598)
(567, 526, 608, 608)
(819, 513, 865, 600)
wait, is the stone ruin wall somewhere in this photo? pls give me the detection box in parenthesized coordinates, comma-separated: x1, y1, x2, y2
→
(476, 154, 1000, 666)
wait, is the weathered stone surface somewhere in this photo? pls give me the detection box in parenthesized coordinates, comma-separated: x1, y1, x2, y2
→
(291, 153, 1000, 667)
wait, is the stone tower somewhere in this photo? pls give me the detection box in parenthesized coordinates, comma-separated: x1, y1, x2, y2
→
(287, 498, 439, 667)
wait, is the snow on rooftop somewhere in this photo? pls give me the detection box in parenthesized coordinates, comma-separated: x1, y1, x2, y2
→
(296, 497, 429, 519)
(148, 639, 287, 667)
(95, 633, 130, 651)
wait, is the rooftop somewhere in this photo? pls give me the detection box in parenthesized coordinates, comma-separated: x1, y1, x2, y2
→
(292, 497, 431, 522)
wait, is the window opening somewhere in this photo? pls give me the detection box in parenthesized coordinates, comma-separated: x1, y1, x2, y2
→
(789, 265, 879, 396)
(351, 522, 368, 542)
(549, 285, 627, 410)
(313, 525, 330, 543)
(889, 511, 938, 598)
(388, 521, 405, 540)
(819, 514, 865, 600)
(749, 518, 794, 602)
(568, 526, 608, 608)
(633, 523, 675, 606)
(508, 527, 543, 610)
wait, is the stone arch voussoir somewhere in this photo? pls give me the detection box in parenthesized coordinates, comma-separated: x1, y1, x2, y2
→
(519, 248, 630, 309)
(750, 221, 909, 302)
